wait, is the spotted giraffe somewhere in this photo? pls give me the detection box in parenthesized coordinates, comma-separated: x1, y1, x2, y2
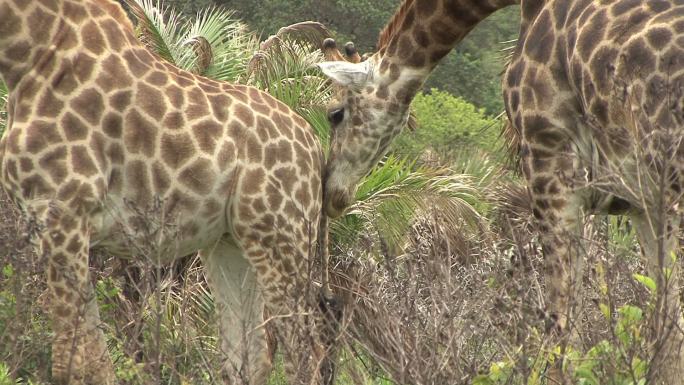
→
(317, 0, 519, 217)
(318, 0, 683, 383)
(0, 0, 331, 384)
(504, 1, 684, 382)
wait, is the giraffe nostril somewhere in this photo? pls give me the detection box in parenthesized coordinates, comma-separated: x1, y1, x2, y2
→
(332, 192, 348, 210)
(324, 188, 351, 218)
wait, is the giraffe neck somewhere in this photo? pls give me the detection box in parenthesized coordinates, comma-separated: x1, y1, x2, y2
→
(521, 0, 545, 18)
(0, 0, 133, 89)
(377, 0, 519, 70)
(519, 0, 546, 37)
(371, 0, 519, 106)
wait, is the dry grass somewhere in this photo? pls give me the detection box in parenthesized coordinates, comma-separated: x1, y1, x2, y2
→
(0, 181, 675, 384)
(328, 188, 652, 385)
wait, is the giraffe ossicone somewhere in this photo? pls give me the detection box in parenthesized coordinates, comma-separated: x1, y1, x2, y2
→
(0, 0, 334, 384)
(317, 60, 372, 87)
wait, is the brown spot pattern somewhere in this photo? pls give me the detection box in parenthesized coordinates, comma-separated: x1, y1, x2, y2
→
(71, 88, 104, 125)
(161, 133, 194, 168)
(179, 158, 215, 195)
(124, 110, 157, 156)
(71, 145, 98, 177)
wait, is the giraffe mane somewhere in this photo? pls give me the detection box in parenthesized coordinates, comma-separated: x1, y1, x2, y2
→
(376, 0, 415, 51)
(94, 0, 136, 33)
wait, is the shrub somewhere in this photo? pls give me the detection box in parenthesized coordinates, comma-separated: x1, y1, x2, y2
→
(393, 89, 502, 159)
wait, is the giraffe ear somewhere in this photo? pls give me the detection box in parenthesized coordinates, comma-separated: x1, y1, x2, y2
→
(317, 61, 371, 87)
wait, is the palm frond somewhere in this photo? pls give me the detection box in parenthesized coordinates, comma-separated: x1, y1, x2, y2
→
(293, 106, 330, 152)
(185, 7, 258, 81)
(126, 0, 185, 65)
(490, 181, 531, 227)
(247, 39, 332, 118)
(333, 155, 486, 253)
(128, 0, 257, 80)
(185, 35, 213, 74)
(269, 21, 333, 51)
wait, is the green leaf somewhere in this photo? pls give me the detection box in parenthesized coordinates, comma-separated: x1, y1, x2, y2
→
(631, 358, 647, 378)
(633, 273, 656, 293)
(619, 305, 643, 324)
(472, 374, 495, 385)
(616, 305, 643, 345)
(1, 265, 12, 279)
(574, 367, 599, 385)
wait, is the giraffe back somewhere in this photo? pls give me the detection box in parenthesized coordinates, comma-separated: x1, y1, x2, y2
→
(505, 0, 684, 207)
(0, 0, 324, 258)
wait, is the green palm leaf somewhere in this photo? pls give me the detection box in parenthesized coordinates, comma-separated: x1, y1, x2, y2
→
(185, 7, 258, 81)
(333, 155, 486, 253)
(126, 0, 185, 64)
(247, 39, 332, 112)
(128, 0, 257, 81)
(246, 35, 333, 151)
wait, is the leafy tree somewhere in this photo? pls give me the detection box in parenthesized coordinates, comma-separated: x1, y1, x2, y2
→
(210, 0, 398, 51)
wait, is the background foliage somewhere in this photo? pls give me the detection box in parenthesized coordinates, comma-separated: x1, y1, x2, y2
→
(393, 89, 502, 158)
(164, 0, 520, 115)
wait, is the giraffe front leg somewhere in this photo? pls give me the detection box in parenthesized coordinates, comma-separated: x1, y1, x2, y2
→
(522, 144, 587, 384)
(199, 238, 272, 385)
(34, 201, 116, 385)
(524, 147, 586, 333)
(239, 240, 331, 385)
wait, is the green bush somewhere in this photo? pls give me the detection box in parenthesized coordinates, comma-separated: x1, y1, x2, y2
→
(393, 89, 502, 159)
(473, 270, 662, 385)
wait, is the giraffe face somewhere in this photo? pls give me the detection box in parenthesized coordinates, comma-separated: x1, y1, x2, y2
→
(319, 56, 412, 218)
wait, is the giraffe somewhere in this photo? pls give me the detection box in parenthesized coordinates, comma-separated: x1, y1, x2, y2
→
(317, 0, 683, 383)
(503, 1, 684, 382)
(316, 0, 518, 218)
(0, 0, 332, 384)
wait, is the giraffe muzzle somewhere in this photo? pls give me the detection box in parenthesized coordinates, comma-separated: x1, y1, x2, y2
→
(324, 187, 352, 218)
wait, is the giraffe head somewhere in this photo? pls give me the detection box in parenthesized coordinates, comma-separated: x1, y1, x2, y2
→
(318, 40, 428, 218)
(317, 0, 518, 218)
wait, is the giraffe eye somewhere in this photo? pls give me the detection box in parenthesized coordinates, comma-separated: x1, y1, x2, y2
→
(328, 108, 345, 125)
